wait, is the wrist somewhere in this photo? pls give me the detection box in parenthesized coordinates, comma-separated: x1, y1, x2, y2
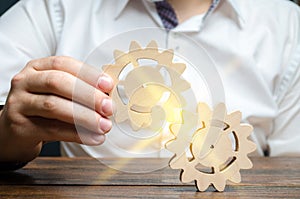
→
(0, 106, 42, 162)
(0, 138, 42, 162)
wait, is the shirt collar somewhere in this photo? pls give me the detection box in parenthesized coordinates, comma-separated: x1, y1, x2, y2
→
(114, 0, 130, 19)
(225, 0, 246, 27)
(202, 0, 246, 28)
(114, 0, 246, 28)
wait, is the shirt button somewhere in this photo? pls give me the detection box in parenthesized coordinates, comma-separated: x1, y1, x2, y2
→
(175, 46, 180, 51)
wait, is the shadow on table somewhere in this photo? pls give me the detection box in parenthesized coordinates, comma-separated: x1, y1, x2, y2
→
(0, 171, 35, 184)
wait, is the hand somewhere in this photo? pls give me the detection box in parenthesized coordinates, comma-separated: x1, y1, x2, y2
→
(0, 56, 114, 162)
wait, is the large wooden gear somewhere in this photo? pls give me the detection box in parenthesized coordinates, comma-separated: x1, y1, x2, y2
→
(103, 41, 256, 192)
(102, 40, 190, 131)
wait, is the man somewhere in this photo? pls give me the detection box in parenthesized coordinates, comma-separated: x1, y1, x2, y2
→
(0, 0, 299, 168)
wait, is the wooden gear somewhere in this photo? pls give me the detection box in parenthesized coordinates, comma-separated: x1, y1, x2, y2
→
(166, 103, 256, 191)
(102, 40, 190, 131)
(103, 40, 256, 192)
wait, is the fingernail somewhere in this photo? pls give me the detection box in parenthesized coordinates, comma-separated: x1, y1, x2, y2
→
(99, 118, 112, 133)
(98, 74, 113, 89)
(101, 98, 113, 116)
(92, 134, 105, 145)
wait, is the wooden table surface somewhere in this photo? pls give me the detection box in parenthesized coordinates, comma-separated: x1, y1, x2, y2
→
(0, 157, 299, 198)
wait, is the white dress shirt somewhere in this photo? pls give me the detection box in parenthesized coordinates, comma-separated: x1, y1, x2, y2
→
(0, 0, 299, 157)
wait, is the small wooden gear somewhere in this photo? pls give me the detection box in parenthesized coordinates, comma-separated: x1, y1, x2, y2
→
(165, 103, 256, 191)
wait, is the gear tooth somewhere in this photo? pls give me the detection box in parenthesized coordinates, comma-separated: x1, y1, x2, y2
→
(238, 156, 253, 169)
(131, 122, 141, 131)
(159, 50, 174, 66)
(129, 41, 142, 51)
(198, 103, 211, 113)
(237, 111, 242, 120)
(171, 63, 186, 74)
(197, 103, 212, 125)
(113, 49, 126, 60)
(163, 48, 174, 55)
(165, 139, 180, 153)
(213, 103, 227, 121)
(181, 170, 194, 183)
(169, 123, 181, 136)
(174, 78, 191, 91)
(164, 140, 173, 151)
(246, 125, 254, 135)
(239, 139, 256, 154)
(104, 63, 131, 83)
(196, 179, 211, 192)
(115, 112, 127, 123)
(115, 105, 128, 123)
(168, 159, 178, 169)
(129, 110, 153, 130)
(245, 141, 257, 153)
(102, 64, 119, 80)
(237, 124, 253, 137)
(212, 179, 226, 192)
(114, 88, 129, 123)
(167, 65, 190, 91)
(162, 49, 174, 58)
(170, 156, 188, 170)
(167, 48, 174, 55)
(216, 103, 227, 113)
(229, 171, 241, 183)
(146, 40, 158, 49)
(226, 111, 242, 127)
(231, 111, 242, 120)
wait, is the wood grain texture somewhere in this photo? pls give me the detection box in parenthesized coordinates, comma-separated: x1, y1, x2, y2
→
(1, 185, 300, 199)
(0, 157, 299, 198)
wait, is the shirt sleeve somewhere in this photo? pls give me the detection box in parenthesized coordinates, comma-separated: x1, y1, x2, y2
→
(268, 5, 300, 156)
(0, 0, 59, 105)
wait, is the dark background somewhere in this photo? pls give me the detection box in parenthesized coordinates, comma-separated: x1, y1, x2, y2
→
(0, 0, 18, 16)
(0, 0, 299, 156)
(1, 0, 299, 16)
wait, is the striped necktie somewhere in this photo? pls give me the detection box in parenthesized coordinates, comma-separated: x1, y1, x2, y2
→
(154, 0, 178, 30)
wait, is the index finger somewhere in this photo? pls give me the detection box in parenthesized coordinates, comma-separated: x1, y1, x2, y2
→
(27, 56, 106, 88)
